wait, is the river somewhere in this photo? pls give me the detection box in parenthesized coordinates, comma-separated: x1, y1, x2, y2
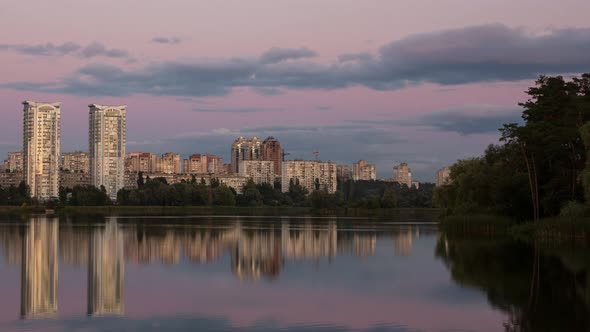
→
(0, 215, 587, 331)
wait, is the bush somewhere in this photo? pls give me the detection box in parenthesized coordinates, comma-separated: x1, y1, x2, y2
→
(559, 201, 590, 218)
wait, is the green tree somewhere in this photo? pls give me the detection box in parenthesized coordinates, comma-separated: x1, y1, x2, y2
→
(213, 185, 236, 206)
(137, 171, 145, 187)
(237, 179, 263, 206)
(381, 188, 397, 208)
(501, 74, 590, 218)
(288, 179, 308, 206)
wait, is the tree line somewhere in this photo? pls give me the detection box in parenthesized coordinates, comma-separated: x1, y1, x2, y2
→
(114, 173, 434, 209)
(0, 171, 434, 209)
(435, 74, 590, 221)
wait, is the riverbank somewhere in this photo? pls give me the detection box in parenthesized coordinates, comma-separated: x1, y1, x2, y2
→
(0, 205, 441, 220)
(440, 214, 590, 242)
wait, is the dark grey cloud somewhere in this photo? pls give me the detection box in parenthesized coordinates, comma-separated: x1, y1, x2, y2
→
(0, 41, 129, 59)
(404, 105, 522, 135)
(259, 47, 318, 64)
(5, 24, 590, 97)
(337, 52, 374, 63)
(252, 87, 285, 96)
(152, 36, 182, 44)
(79, 42, 128, 58)
(0, 42, 81, 56)
(191, 107, 284, 113)
(348, 104, 522, 135)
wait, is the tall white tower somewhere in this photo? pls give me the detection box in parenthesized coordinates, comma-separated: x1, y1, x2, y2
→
(22, 101, 61, 199)
(89, 104, 126, 200)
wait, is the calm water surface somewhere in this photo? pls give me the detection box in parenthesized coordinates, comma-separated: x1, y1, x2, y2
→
(0, 215, 588, 332)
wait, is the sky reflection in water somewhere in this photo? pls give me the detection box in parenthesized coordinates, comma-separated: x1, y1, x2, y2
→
(0, 216, 506, 332)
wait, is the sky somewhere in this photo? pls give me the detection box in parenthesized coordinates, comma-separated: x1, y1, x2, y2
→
(1, 0, 590, 180)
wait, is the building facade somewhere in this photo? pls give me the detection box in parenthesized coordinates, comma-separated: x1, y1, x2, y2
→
(62, 151, 89, 173)
(59, 171, 92, 189)
(352, 160, 377, 181)
(217, 175, 249, 194)
(262, 136, 282, 176)
(0, 171, 23, 188)
(337, 165, 352, 182)
(231, 136, 262, 174)
(281, 160, 337, 194)
(89, 104, 126, 200)
(436, 166, 451, 186)
(183, 153, 223, 174)
(4, 152, 23, 172)
(393, 163, 412, 188)
(23, 101, 61, 199)
(157, 152, 181, 174)
(183, 154, 206, 174)
(206, 154, 223, 174)
(125, 152, 158, 173)
(239, 160, 275, 185)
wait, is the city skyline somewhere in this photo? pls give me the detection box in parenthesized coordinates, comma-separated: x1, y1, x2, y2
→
(1, 1, 590, 181)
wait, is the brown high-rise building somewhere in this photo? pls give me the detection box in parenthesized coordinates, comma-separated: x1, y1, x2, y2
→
(157, 153, 181, 174)
(183, 154, 223, 174)
(125, 152, 158, 173)
(262, 136, 282, 176)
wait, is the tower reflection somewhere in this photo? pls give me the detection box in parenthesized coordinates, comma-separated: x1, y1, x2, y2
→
(20, 216, 58, 319)
(88, 218, 124, 316)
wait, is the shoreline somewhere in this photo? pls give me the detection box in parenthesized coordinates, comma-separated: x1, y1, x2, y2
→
(439, 214, 590, 243)
(0, 205, 441, 219)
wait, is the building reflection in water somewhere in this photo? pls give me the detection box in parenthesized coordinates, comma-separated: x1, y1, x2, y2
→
(88, 218, 124, 316)
(20, 216, 58, 319)
(0, 217, 430, 315)
(392, 226, 417, 257)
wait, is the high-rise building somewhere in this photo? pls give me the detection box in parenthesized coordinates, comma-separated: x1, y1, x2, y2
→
(62, 151, 89, 173)
(262, 136, 283, 176)
(88, 218, 124, 316)
(281, 160, 337, 194)
(352, 160, 376, 181)
(436, 166, 451, 186)
(21, 217, 58, 318)
(89, 104, 126, 200)
(157, 152, 181, 174)
(23, 101, 61, 199)
(337, 165, 352, 182)
(183, 153, 223, 174)
(183, 154, 206, 174)
(4, 151, 23, 172)
(231, 136, 262, 174)
(239, 160, 275, 185)
(206, 154, 223, 174)
(125, 152, 157, 173)
(393, 163, 412, 188)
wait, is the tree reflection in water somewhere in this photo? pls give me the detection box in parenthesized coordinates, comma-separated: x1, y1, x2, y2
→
(436, 233, 590, 332)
